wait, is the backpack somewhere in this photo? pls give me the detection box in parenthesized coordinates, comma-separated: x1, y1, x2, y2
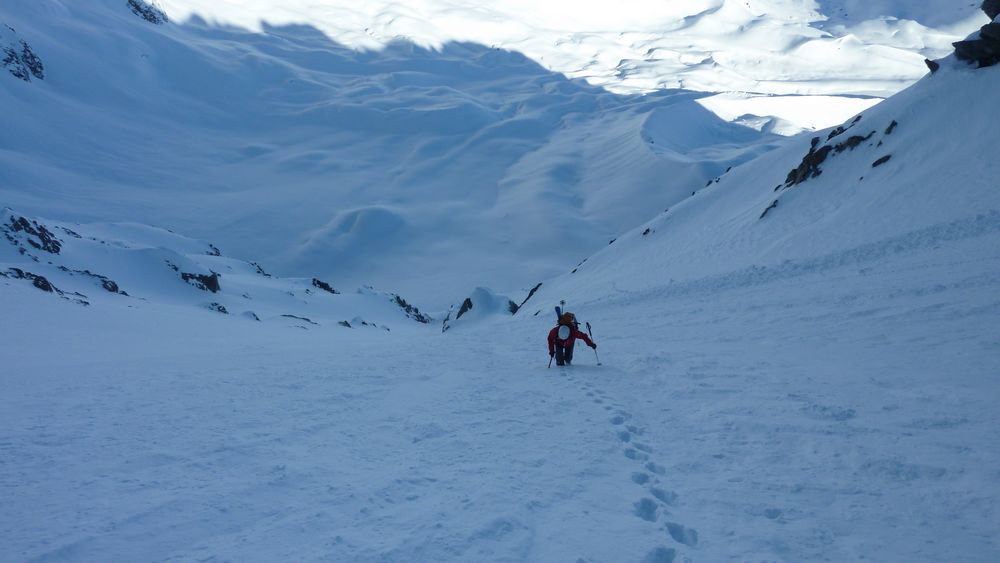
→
(559, 312, 576, 326)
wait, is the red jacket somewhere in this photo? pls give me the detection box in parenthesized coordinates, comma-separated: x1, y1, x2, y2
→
(548, 325, 595, 354)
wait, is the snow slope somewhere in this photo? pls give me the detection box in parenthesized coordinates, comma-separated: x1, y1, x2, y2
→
(3, 29, 998, 563)
(0, 207, 432, 330)
(0, 0, 987, 307)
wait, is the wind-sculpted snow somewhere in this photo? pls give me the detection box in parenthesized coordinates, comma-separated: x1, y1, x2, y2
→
(156, 0, 982, 97)
(0, 1, 790, 306)
(0, 208, 432, 330)
(0, 0, 990, 306)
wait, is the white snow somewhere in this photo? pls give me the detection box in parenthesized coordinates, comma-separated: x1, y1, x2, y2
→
(0, 0, 989, 305)
(2, 1, 999, 561)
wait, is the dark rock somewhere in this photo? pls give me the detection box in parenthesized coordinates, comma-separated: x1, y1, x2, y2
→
(954, 38, 1000, 68)
(2, 28, 44, 82)
(872, 155, 892, 167)
(924, 58, 940, 73)
(885, 120, 898, 135)
(507, 300, 519, 315)
(19, 41, 43, 79)
(833, 131, 875, 153)
(251, 262, 271, 277)
(455, 297, 474, 319)
(759, 200, 779, 219)
(982, 22, 1000, 41)
(783, 128, 877, 189)
(311, 278, 339, 294)
(128, 0, 169, 24)
(32, 274, 54, 292)
(3, 46, 28, 81)
(827, 115, 862, 141)
(181, 271, 221, 293)
(514, 282, 542, 313)
(984, 0, 1000, 20)
(339, 320, 352, 328)
(608, 238, 616, 245)
(642, 228, 652, 236)
(208, 302, 229, 314)
(57, 265, 126, 294)
(393, 294, 431, 323)
(5, 267, 56, 292)
(784, 139, 832, 187)
(6, 215, 62, 254)
(282, 314, 317, 325)
(206, 244, 221, 256)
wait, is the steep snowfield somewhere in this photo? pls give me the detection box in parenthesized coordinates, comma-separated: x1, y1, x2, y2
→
(0, 0, 987, 306)
(3, 36, 998, 563)
(508, 54, 1000, 561)
(3, 3, 999, 562)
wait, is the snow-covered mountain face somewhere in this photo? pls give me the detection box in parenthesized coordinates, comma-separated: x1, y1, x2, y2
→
(526, 49, 999, 311)
(0, 207, 432, 330)
(3, 4, 999, 562)
(0, 0, 986, 306)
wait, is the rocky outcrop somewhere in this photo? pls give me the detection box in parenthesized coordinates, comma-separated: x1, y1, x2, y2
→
(4, 214, 62, 254)
(456, 297, 474, 319)
(393, 294, 431, 323)
(513, 282, 542, 314)
(953, 7, 1000, 68)
(57, 266, 127, 295)
(207, 302, 229, 314)
(2, 25, 44, 82)
(2, 267, 89, 305)
(181, 271, 221, 293)
(311, 278, 339, 294)
(872, 155, 892, 167)
(782, 117, 880, 190)
(128, 0, 169, 24)
(984, 0, 1000, 20)
(4, 267, 56, 292)
(759, 200, 778, 220)
(783, 138, 834, 187)
(281, 314, 317, 325)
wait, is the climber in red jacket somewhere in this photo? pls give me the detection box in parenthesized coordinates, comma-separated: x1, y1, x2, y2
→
(548, 311, 596, 366)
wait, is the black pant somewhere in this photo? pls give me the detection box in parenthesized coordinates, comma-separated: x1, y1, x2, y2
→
(555, 341, 575, 366)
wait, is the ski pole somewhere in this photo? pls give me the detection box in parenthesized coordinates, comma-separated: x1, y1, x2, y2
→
(586, 322, 602, 366)
(548, 354, 553, 368)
